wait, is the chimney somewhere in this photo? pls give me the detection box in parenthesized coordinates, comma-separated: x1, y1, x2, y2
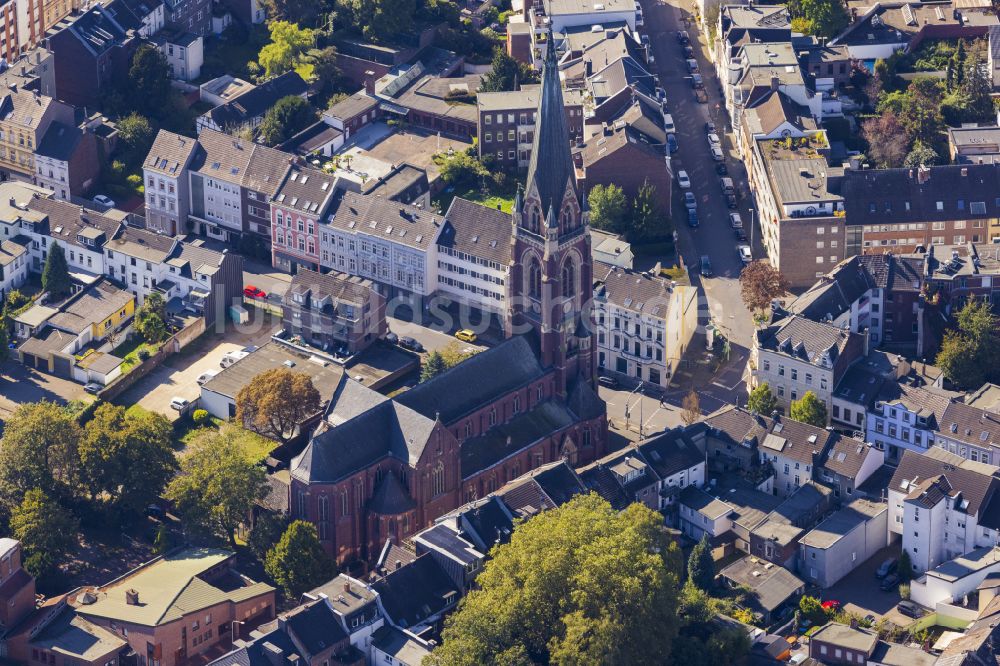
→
(770, 76, 779, 91)
(395, 560, 402, 570)
(125, 589, 139, 605)
(364, 70, 376, 96)
(602, 122, 610, 136)
(262, 642, 285, 666)
(917, 165, 931, 185)
(343, 581, 351, 595)
(849, 617, 859, 629)
(585, 59, 593, 77)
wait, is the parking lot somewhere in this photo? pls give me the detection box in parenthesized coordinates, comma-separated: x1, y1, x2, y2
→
(0, 360, 92, 422)
(115, 313, 281, 420)
(826, 542, 913, 625)
(387, 316, 489, 356)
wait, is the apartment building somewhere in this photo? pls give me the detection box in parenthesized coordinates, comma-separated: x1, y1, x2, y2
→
(154, 28, 203, 81)
(436, 196, 510, 316)
(751, 314, 867, 417)
(104, 0, 166, 38)
(716, 4, 792, 72)
(738, 88, 818, 161)
(905, 242, 1000, 311)
(187, 128, 252, 244)
(576, 121, 672, 203)
(34, 121, 101, 200)
(867, 382, 955, 464)
(888, 449, 1000, 573)
(27, 196, 122, 277)
(747, 132, 846, 287)
(271, 165, 336, 274)
(143, 130, 198, 236)
(283, 268, 386, 355)
(319, 191, 444, 305)
(758, 414, 834, 498)
(197, 71, 308, 135)
(0, 84, 74, 183)
(593, 262, 697, 388)
(0, 0, 80, 67)
(934, 401, 1000, 465)
(476, 84, 584, 170)
(0, 239, 28, 297)
(531, 0, 638, 37)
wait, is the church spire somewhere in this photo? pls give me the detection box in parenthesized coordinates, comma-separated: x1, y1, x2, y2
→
(524, 25, 577, 217)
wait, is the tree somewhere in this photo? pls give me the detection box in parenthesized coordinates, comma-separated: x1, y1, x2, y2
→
(739, 261, 790, 319)
(630, 179, 668, 242)
(135, 292, 167, 343)
(249, 512, 288, 559)
(257, 21, 316, 79)
(42, 241, 72, 300)
(79, 404, 177, 517)
(166, 428, 269, 545)
(687, 535, 715, 592)
(421, 350, 448, 382)
(0, 303, 9, 363)
(265, 520, 335, 597)
(260, 0, 324, 25)
(900, 78, 945, 149)
(258, 95, 318, 146)
(794, 0, 847, 37)
(236, 368, 321, 443)
(588, 184, 628, 233)
(903, 141, 939, 167)
(747, 383, 778, 416)
(861, 111, 909, 168)
(479, 48, 535, 92)
(898, 549, 913, 582)
(0, 401, 80, 510)
(959, 52, 994, 122)
(128, 44, 173, 117)
(301, 46, 341, 97)
(790, 391, 828, 427)
(936, 299, 1000, 389)
(117, 113, 154, 160)
(337, 0, 416, 41)
(798, 595, 828, 625)
(10, 489, 78, 578)
(439, 150, 488, 189)
(427, 494, 682, 665)
(681, 390, 701, 426)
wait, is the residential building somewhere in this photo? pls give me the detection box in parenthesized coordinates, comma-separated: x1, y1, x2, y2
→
(143, 130, 198, 236)
(186, 128, 254, 244)
(271, 165, 336, 274)
(319, 191, 444, 305)
(278, 120, 344, 159)
(283, 268, 386, 355)
(0, 0, 81, 68)
(719, 557, 805, 623)
(888, 449, 1000, 573)
(751, 481, 833, 566)
(715, 4, 792, 76)
(934, 400, 1000, 464)
(799, 499, 888, 587)
(592, 262, 697, 388)
(361, 163, 430, 208)
(575, 121, 672, 203)
(14, 196, 118, 280)
(635, 427, 706, 510)
(196, 71, 308, 135)
(531, 0, 638, 35)
(0, 84, 74, 183)
(370, 627, 433, 666)
(905, 242, 1000, 311)
(435, 196, 510, 316)
(242, 140, 292, 240)
(802, 42, 853, 87)
(43, 5, 140, 107)
(737, 88, 818, 161)
(303, 573, 385, 655)
(866, 382, 955, 463)
(323, 91, 379, 138)
(817, 436, 885, 502)
(287, 40, 607, 565)
(747, 132, 845, 287)
(909, 545, 1000, 611)
(371, 553, 461, 639)
(0, 539, 37, 634)
(0, 238, 29, 298)
(949, 125, 1000, 165)
(34, 120, 101, 200)
(76, 548, 275, 666)
(7, 594, 128, 666)
(103, 0, 165, 38)
(476, 84, 584, 170)
(159, 0, 212, 36)
(808, 622, 879, 664)
(750, 314, 867, 417)
(199, 74, 255, 107)
(590, 229, 633, 268)
(153, 28, 203, 81)
(828, 354, 894, 434)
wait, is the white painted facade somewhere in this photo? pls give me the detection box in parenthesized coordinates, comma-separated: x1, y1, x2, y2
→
(866, 400, 938, 465)
(435, 244, 507, 314)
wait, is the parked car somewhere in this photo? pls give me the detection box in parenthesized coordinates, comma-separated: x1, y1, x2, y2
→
(684, 192, 697, 210)
(691, 73, 704, 88)
(875, 558, 897, 579)
(197, 370, 220, 386)
(738, 245, 752, 264)
(710, 146, 724, 161)
(726, 193, 737, 208)
(663, 114, 675, 133)
(455, 329, 477, 343)
(720, 176, 735, 193)
(83, 381, 103, 394)
(704, 121, 716, 134)
(677, 30, 689, 44)
(243, 285, 266, 299)
(879, 572, 900, 591)
(92, 194, 115, 207)
(385, 331, 399, 345)
(729, 212, 743, 228)
(400, 336, 424, 353)
(694, 88, 708, 103)
(667, 134, 678, 153)
(641, 34, 650, 47)
(700, 255, 713, 277)
(598, 375, 619, 389)
(677, 170, 691, 188)
(686, 58, 699, 73)
(170, 397, 190, 411)
(683, 45, 694, 58)
(707, 133, 721, 147)
(898, 600, 923, 618)
(687, 209, 699, 227)
(715, 162, 728, 175)
(734, 228, 747, 242)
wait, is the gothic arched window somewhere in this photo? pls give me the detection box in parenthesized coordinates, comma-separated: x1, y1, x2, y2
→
(562, 206, 573, 231)
(529, 206, 541, 233)
(528, 258, 542, 299)
(432, 463, 446, 497)
(562, 259, 575, 297)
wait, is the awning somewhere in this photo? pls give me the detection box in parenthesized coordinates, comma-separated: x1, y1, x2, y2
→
(379, 101, 410, 116)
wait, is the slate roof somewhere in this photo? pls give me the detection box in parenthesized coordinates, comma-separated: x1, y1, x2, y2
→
(287, 268, 375, 309)
(577, 463, 632, 510)
(272, 166, 336, 216)
(756, 314, 860, 369)
(889, 449, 1000, 518)
(394, 335, 545, 424)
(145, 130, 197, 177)
(460, 400, 576, 478)
(875, 382, 953, 426)
(705, 405, 833, 466)
(26, 198, 122, 251)
(636, 428, 706, 478)
(678, 485, 734, 520)
(37, 122, 83, 162)
(594, 263, 679, 317)
(579, 124, 664, 170)
(242, 143, 293, 197)
(586, 57, 658, 105)
(438, 197, 512, 265)
(720, 557, 805, 612)
(205, 628, 301, 666)
(371, 554, 459, 629)
(326, 191, 444, 251)
(787, 256, 877, 322)
(105, 226, 176, 263)
(457, 496, 515, 551)
(207, 71, 307, 129)
(369, 471, 417, 515)
(30, 606, 127, 662)
(618, 98, 667, 145)
(283, 600, 350, 657)
(188, 129, 254, 183)
(498, 460, 586, 517)
(370, 626, 432, 665)
(822, 437, 876, 480)
(940, 401, 1000, 449)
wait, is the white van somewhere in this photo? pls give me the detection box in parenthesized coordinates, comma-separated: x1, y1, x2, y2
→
(220, 350, 249, 368)
(663, 114, 675, 134)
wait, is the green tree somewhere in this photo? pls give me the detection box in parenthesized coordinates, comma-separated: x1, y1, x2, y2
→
(898, 549, 913, 582)
(588, 183, 628, 233)
(260, 0, 325, 25)
(249, 512, 288, 559)
(903, 141, 940, 167)
(257, 21, 316, 79)
(792, 0, 847, 37)
(900, 78, 945, 149)
(258, 95, 318, 146)
(10, 489, 78, 578)
(153, 523, 174, 554)
(135, 292, 167, 343)
(265, 520, 335, 597)
(687, 535, 715, 592)
(747, 383, 778, 416)
(166, 427, 269, 545)
(0, 301, 9, 363)
(128, 44, 173, 117)
(42, 241, 72, 300)
(427, 494, 682, 665)
(0, 401, 80, 510)
(936, 299, 1000, 389)
(236, 367, 322, 443)
(117, 113, 154, 159)
(959, 51, 994, 122)
(301, 46, 341, 97)
(798, 595, 828, 625)
(629, 179, 667, 242)
(79, 404, 177, 517)
(790, 391, 828, 427)
(337, 0, 416, 41)
(479, 48, 535, 92)
(439, 150, 488, 189)
(421, 350, 448, 382)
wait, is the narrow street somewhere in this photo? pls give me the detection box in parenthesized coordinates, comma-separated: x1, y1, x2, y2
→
(640, 0, 758, 352)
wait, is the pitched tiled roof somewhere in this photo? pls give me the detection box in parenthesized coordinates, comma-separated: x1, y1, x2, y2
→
(756, 315, 860, 368)
(145, 130, 197, 177)
(940, 401, 1000, 449)
(438, 197, 512, 265)
(327, 191, 444, 251)
(188, 129, 254, 183)
(207, 71, 307, 128)
(272, 165, 336, 216)
(636, 428, 705, 478)
(105, 226, 176, 263)
(705, 405, 833, 465)
(578, 464, 632, 510)
(371, 554, 459, 628)
(720, 558, 804, 612)
(889, 449, 999, 517)
(242, 143, 293, 196)
(287, 267, 375, 309)
(284, 601, 350, 658)
(27, 198, 122, 251)
(822, 437, 876, 480)
(876, 382, 953, 427)
(594, 263, 678, 317)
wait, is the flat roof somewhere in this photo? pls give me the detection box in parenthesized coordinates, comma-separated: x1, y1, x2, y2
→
(799, 499, 885, 549)
(202, 342, 345, 400)
(926, 545, 1000, 582)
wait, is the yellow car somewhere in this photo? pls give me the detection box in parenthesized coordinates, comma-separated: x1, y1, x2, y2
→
(455, 329, 477, 343)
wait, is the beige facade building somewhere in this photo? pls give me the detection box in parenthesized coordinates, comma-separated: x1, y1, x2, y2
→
(0, 85, 74, 182)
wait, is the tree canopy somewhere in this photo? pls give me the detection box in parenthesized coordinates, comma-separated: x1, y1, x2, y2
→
(336, 0, 416, 41)
(236, 368, 321, 443)
(0, 401, 80, 511)
(258, 21, 317, 79)
(681, 390, 701, 426)
(10, 489, 78, 578)
(790, 391, 828, 427)
(265, 520, 335, 597)
(427, 494, 682, 665)
(588, 183, 628, 234)
(747, 383, 778, 416)
(479, 49, 537, 92)
(258, 95, 318, 146)
(126, 44, 173, 117)
(629, 180, 669, 242)
(135, 292, 167, 343)
(687, 535, 715, 592)
(739, 261, 789, 319)
(936, 299, 1000, 389)
(42, 241, 72, 300)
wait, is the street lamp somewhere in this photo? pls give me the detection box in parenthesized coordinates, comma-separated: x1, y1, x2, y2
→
(624, 381, 645, 433)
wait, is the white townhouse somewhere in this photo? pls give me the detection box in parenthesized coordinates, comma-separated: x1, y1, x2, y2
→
(435, 197, 511, 316)
(866, 383, 955, 465)
(103, 226, 176, 302)
(0, 239, 28, 297)
(143, 130, 198, 236)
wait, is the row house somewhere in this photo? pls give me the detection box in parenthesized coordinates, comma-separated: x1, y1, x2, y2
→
(905, 242, 1000, 312)
(319, 191, 444, 306)
(592, 262, 698, 388)
(799, 499, 889, 588)
(866, 382, 956, 464)
(436, 196, 510, 317)
(143, 130, 198, 236)
(889, 448, 1000, 573)
(715, 3, 791, 71)
(283, 268, 386, 355)
(0, 238, 28, 298)
(0, 84, 74, 183)
(476, 84, 584, 170)
(34, 121, 101, 201)
(816, 435, 885, 503)
(751, 314, 867, 418)
(0, 0, 81, 68)
(270, 165, 335, 274)
(104, 0, 165, 38)
(933, 400, 1000, 465)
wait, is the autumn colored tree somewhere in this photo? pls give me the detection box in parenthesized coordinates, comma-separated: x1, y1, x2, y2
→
(681, 390, 701, 425)
(236, 368, 321, 443)
(861, 111, 909, 168)
(739, 261, 790, 321)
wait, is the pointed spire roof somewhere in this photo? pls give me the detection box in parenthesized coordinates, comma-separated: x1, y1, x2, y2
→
(525, 26, 577, 215)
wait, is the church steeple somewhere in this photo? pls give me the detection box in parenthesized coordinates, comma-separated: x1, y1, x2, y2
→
(523, 26, 578, 218)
